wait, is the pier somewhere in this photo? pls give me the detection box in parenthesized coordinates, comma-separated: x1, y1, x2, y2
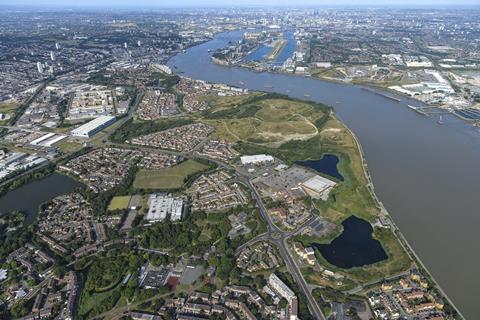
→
(407, 105, 451, 117)
(361, 87, 401, 102)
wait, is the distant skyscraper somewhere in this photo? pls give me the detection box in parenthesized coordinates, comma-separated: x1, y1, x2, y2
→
(50, 51, 55, 61)
(37, 62, 44, 74)
(137, 40, 141, 47)
(124, 42, 128, 49)
(55, 42, 60, 50)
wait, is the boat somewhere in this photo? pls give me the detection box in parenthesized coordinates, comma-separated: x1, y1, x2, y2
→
(437, 115, 444, 125)
(238, 81, 245, 85)
(304, 94, 311, 97)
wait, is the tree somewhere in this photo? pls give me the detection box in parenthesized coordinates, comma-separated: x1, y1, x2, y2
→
(217, 255, 234, 280)
(278, 298, 288, 309)
(347, 307, 361, 320)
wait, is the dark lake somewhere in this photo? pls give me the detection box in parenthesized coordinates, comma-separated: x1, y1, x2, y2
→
(296, 154, 344, 181)
(0, 173, 84, 225)
(314, 216, 387, 269)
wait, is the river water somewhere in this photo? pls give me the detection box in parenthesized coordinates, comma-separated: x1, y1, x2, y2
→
(169, 30, 479, 318)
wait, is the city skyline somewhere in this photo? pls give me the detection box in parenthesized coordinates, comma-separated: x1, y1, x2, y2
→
(2, 0, 480, 7)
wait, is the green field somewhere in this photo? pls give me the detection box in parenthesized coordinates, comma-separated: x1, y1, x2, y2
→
(0, 101, 20, 124)
(201, 96, 322, 145)
(0, 101, 20, 114)
(133, 160, 210, 190)
(55, 140, 84, 153)
(107, 195, 131, 211)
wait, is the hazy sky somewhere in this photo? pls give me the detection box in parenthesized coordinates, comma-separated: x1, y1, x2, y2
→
(2, 0, 479, 7)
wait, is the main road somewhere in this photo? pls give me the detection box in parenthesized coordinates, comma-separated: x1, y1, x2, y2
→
(244, 178, 326, 320)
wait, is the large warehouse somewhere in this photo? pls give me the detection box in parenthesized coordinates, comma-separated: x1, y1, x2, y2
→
(70, 115, 116, 138)
(240, 154, 274, 165)
(300, 175, 337, 200)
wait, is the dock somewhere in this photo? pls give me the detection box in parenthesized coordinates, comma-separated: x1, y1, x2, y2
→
(361, 87, 401, 102)
(407, 105, 451, 117)
(407, 105, 428, 116)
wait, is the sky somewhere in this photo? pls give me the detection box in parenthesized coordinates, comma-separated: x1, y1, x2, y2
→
(1, 0, 479, 7)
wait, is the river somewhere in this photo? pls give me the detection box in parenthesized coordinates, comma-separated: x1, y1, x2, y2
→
(169, 30, 479, 318)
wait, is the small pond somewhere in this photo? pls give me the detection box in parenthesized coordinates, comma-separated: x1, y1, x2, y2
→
(296, 154, 344, 181)
(313, 215, 387, 268)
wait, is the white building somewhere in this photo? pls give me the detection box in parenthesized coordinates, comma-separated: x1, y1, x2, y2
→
(153, 64, 172, 75)
(70, 115, 116, 138)
(268, 273, 298, 320)
(0, 269, 7, 281)
(240, 154, 274, 165)
(30, 133, 56, 146)
(37, 62, 44, 74)
(147, 194, 184, 222)
(300, 175, 337, 200)
(0, 151, 48, 181)
(268, 273, 296, 302)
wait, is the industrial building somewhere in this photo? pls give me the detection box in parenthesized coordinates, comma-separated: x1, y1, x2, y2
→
(70, 115, 116, 138)
(146, 194, 184, 222)
(300, 175, 337, 200)
(0, 151, 48, 180)
(240, 154, 274, 165)
(30, 133, 66, 147)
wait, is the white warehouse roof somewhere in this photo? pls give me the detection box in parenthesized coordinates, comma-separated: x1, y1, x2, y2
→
(301, 175, 336, 193)
(240, 154, 274, 165)
(71, 115, 116, 138)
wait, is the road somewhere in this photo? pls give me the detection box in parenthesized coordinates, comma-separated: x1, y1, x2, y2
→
(245, 179, 326, 320)
(107, 140, 326, 319)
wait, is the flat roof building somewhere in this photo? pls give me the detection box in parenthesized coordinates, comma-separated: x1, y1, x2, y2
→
(70, 115, 116, 138)
(240, 154, 274, 165)
(147, 194, 184, 222)
(268, 273, 298, 320)
(0, 269, 7, 281)
(268, 273, 296, 302)
(300, 175, 337, 200)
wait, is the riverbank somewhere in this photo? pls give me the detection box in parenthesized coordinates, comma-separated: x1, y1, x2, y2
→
(343, 116, 465, 319)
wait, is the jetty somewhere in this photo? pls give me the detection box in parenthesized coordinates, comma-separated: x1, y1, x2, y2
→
(361, 87, 401, 102)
